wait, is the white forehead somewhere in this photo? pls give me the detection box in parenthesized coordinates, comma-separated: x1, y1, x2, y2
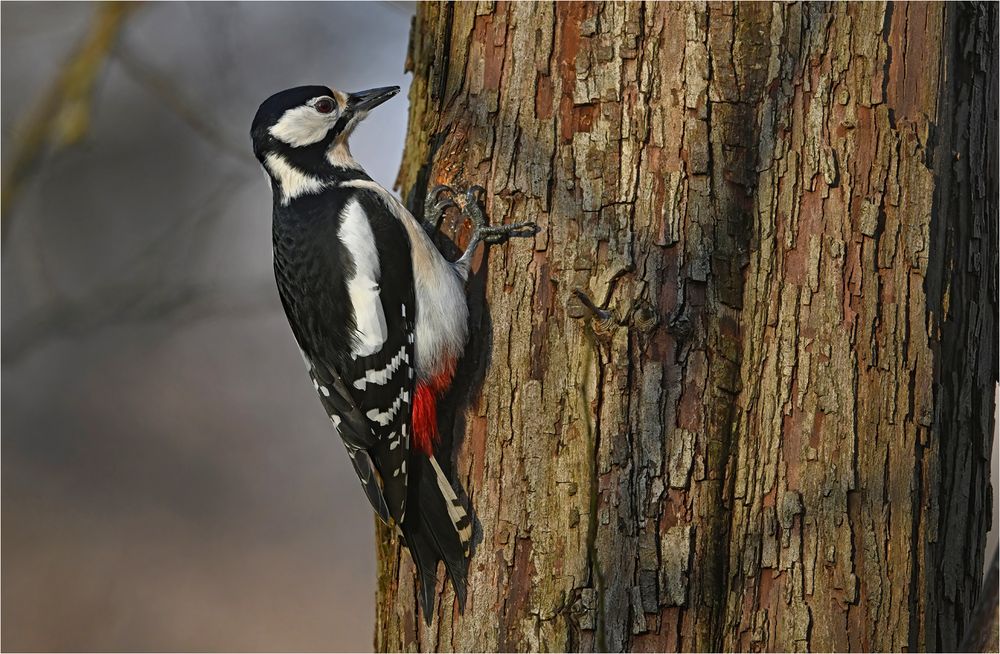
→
(269, 96, 339, 147)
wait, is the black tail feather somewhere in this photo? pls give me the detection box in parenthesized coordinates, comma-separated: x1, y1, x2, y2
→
(399, 454, 471, 624)
(404, 523, 441, 624)
(427, 521, 468, 610)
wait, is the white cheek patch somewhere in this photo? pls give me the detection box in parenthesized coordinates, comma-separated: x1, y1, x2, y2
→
(269, 104, 337, 147)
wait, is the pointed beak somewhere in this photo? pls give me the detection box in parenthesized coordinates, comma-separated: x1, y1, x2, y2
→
(346, 86, 400, 113)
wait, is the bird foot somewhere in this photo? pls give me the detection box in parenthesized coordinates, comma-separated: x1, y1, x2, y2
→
(424, 184, 539, 271)
(425, 184, 538, 241)
(460, 185, 539, 245)
(422, 184, 456, 235)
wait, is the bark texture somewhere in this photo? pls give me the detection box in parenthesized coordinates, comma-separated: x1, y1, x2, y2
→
(375, 2, 998, 651)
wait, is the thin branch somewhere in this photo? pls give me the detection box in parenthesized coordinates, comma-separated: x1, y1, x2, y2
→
(1, 279, 278, 365)
(113, 44, 252, 167)
(2, 173, 251, 364)
(1, 2, 136, 248)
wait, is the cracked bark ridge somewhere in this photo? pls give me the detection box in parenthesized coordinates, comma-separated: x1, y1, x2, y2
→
(375, 2, 998, 652)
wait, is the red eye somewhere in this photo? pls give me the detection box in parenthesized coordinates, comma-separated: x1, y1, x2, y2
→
(314, 98, 335, 114)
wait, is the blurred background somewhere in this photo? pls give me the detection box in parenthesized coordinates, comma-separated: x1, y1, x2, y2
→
(2, 2, 413, 650)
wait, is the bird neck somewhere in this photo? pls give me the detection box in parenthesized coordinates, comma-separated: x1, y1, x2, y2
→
(264, 138, 373, 205)
(326, 139, 361, 171)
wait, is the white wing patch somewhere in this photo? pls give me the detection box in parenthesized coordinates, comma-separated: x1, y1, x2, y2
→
(353, 345, 409, 390)
(338, 199, 387, 358)
(265, 153, 325, 204)
(338, 179, 469, 379)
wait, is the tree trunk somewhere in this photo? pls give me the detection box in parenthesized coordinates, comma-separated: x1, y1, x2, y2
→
(375, 2, 998, 651)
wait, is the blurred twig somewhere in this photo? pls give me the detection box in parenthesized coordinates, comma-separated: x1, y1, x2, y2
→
(1, 2, 136, 248)
(2, 172, 257, 364)
(1, 278, 278, 365)
(114, 45, 252, 167)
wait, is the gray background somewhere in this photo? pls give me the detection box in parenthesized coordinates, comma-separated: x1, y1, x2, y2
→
(3, 2, 413, 650)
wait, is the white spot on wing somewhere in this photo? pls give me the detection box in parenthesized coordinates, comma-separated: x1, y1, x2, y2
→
(365, 386, 408, 426)
(339, 199, 387, 357)
(353, 345, 408, 390)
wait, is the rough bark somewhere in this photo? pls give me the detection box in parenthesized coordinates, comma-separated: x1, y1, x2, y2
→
(375, 2, 998, 651)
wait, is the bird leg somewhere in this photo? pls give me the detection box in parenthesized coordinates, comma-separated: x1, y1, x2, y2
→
(454, 185, 538, 271)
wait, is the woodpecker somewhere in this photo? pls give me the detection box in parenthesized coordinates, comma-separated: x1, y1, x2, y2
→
(251, 84, 535, 623)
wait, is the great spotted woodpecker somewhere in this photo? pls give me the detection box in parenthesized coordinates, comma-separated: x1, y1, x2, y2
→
(251, 85, 536, 622)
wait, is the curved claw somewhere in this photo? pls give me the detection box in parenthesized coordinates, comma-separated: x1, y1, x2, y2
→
(422, 185, 458, 235)
(433, 198, 456, 214)
(429, 184, 455, 201)
(465, 185, 487, 205)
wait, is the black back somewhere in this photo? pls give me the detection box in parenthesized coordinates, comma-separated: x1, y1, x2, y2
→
(273, 185, 417, 523)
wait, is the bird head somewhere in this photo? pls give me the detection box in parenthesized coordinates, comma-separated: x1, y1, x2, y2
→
(251, 84, 399, 177)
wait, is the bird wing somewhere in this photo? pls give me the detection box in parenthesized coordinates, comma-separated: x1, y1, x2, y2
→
(278, 190, 417, 526)
(319, 294, 416, 526)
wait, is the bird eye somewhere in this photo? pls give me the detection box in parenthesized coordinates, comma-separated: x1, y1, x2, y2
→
(314, 98, 335, 114)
